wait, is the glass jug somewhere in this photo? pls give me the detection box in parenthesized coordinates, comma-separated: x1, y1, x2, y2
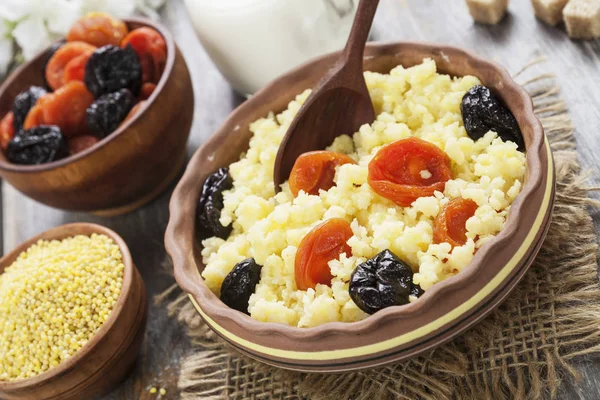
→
(184, 0, 358, 95)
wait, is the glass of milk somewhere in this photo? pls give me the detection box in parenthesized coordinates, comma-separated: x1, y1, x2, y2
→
(184, 0, 359, 95)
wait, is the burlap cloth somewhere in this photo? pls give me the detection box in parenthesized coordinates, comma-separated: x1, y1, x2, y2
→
(158, 58, 600, 400)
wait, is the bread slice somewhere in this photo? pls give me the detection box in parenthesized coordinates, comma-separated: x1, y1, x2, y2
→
(531, 0, 569, 25)
(563, 0, 600, 39)
(466, 0, 509, 24)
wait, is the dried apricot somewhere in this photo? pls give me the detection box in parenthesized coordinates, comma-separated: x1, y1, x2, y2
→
(295, 218, 353, 291)
(139, 82, 156, 100)
(0, 112, 15, 151)
(67, 12, 128, 48)
(23, 104, 46, 130)
(31, 82, 94, 138)
(433, 198, 478, 247)
(368, 137, 452, 207)
(63, 51, 94, 84)
(121, 27, 167, 83)
(42, 40, 65, 88)
(45, 42, 97, 90)
(68, 135, 99, 155)
(289, 151, 356, 197)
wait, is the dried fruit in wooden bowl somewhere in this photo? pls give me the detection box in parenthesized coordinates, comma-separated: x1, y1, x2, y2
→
(0, 13, 168, 165)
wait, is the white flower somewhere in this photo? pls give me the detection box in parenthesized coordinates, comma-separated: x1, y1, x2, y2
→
(46, 1, 83, 35)
(0, 0, 82, 61)
(12, 14, 51, 61)
(0, 1, 29, 22)
(0, 0, 166, 72)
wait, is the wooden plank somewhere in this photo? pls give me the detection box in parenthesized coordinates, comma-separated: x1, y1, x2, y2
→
(1, 0, 598, 398)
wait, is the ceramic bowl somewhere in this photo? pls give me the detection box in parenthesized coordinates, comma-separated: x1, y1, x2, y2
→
(165, 42, 556, 373)
(0, 18, 194, 216)
(0, 223, 147, 399)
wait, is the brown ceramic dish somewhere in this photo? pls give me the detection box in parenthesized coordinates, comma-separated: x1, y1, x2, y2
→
(165, 42, 555, 373)
(0, 223, 147, 400)
(0, 18, 193, 216)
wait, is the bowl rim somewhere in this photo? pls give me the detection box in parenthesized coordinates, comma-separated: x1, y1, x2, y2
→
(165, 41, 546, 347)
(0, 17, 175, 174)
(0, 223, 135, 389)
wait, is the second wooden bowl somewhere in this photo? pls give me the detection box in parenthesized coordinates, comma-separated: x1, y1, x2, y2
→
(0, 223, 147, 400)
(166, 42, 556, 372)
(0, 18, 194, 215)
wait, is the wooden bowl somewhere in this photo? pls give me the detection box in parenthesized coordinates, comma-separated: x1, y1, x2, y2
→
(0, 18, 194, 216)
(165, 42, 556, 372)
(0, 223, 147, 400)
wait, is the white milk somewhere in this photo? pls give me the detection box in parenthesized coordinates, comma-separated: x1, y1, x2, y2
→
(184, 0, 358, 95)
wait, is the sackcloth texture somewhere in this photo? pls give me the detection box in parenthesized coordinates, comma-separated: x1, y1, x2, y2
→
(157, 57, 600, 400)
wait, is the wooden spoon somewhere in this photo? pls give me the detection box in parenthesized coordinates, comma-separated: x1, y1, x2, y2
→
(273, 0, 379, 191)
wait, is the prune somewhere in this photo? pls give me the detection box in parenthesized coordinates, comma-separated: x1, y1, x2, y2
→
(289, 151, 356, 197)
(368, 137, 452, 207)
(220, 258, 262, 314)
(42, 39, 66, 88)
(84, 45, 142, 97)
(411, 284, 424, 298)
(67, 12, 129, 47)
(121, 27, 167, 83)
(7, 125, 69, 165)
(86, 89, 136, 137)
(45, 41, 97, 90)
(461, 85, 525, 151)
(349, 249, 422, 315)
(12, 86, 47, 132)
(197, 168, 234, 240)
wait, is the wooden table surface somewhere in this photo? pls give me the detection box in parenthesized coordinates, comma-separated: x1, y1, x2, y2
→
(1, 0, 599, 398)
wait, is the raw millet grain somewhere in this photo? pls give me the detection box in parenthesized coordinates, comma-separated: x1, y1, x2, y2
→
(0, 234, 124, 381)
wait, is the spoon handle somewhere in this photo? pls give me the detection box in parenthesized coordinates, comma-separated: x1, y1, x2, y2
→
(342, 0, 380, 63)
